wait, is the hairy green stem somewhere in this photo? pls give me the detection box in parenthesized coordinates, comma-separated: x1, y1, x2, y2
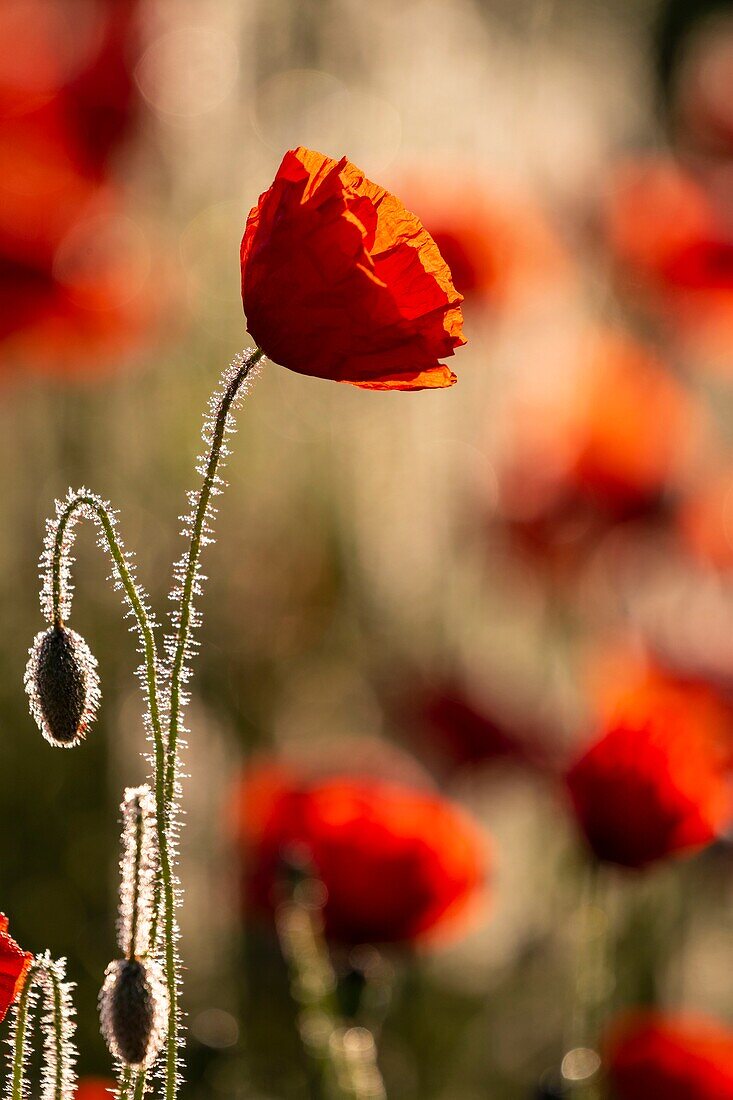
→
(50, 496, 172, 1094)
(164, 346, 264, 806)
(49, 350, 263, 1100)
(128, 794, 145, 959)
(132, 1068, 147, 1100)
(50, 495, 166, 771)
(118, 1064, 147, 1100)
(10, 961, 66, 1100)
(9, 974, 33, 1100)
(118, 1066, 132, 1100)
(159, 347, 263, 1099)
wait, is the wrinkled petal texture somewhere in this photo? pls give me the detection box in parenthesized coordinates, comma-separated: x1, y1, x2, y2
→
(0, 914, 32, 1023)
(241, 147, 465, 390)
(606, 1012, 733, 1100)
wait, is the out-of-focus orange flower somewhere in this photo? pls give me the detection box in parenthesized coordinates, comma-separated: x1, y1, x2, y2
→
(0, 0, 154, 373)
(566, 667, 731, 868)
(0, 180, 155, 372)
(231, 761, 488, 945)
(0, 0, 140, 176)
(678, 463, 733, 572)
(587, 647, 733, 756)
(393, 171, 572, 307)
(498, 330, 698, 568)
(606, 1011, 733, 1100)
(75, 1080, 116, 1100)
(59, 0, 141, 178)
(604, 158, 718, 283)
(567, 336, 692, 513)
(603, 156, 733, 363)
(240, 147, 466, 390)
(0, 914, 32, 1024)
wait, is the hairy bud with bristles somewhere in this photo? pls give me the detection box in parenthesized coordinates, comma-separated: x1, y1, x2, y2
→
(118, 785, 158, 958)
(24, 624, 100, 747)
(99, 957, 168, 1068)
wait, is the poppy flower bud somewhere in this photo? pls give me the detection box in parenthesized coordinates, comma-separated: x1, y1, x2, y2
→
(25, 623, 100, 748)
(99, 957, 168, 1068)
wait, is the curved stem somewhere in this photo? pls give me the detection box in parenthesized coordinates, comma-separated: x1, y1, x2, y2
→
(9, 958, 74, 1100)
(164, 347, 264, 805)
(159, 347, 263, 1100)
(50, 495, 172, 1092)
(50, 495, 166, 775)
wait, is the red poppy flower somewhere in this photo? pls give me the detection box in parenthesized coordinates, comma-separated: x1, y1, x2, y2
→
(240, 147, 466, 390)
(0, 914, 32, 1024)
(232, 763, 487, 945)
(566, 675, 731, 867)
(606, 1011, 733, 1100)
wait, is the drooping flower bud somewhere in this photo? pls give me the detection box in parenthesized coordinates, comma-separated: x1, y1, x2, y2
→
(24, 623, 100, 748)
(98, 957, 168, 1068)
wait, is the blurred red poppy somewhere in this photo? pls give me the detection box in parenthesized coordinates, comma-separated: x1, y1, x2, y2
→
(0, 914, 32, 1024)
(240, 147, 466, 390)
(393, 170, 572, 306)
(232, 762, 487, 945)
(587, 647, 733, 750)
(0, 177, 155, 373)
(498, 330, 697, 569)
(0, 0, 140, 177)
(603, 157, 733, 365)
(75, 1079, 116, 1100)
(566, 670, 731, 867)
(59, 0, 141, 178)
(400, 675, 555, 772)
(606, 1011, 733, 1100)
(678, 462, 733, 573)
(0, 0, 153, 373)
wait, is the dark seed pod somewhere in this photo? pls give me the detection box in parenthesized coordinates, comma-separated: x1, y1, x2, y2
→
(25, 623, 100, 747)
(99, 957, 168, 1068)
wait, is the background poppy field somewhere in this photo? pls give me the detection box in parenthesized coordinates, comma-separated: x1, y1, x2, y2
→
(5, 1, 733, 1098)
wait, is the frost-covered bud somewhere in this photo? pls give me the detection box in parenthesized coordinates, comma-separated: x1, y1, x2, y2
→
(99, 957, 168, 1067)
(25, 623, 100, 747)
